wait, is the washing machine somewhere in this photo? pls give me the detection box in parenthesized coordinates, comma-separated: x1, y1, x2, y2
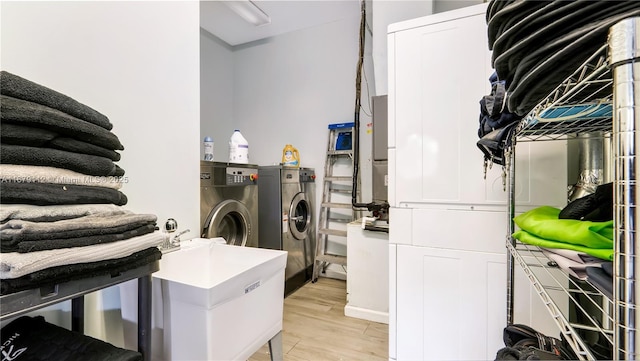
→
(258, 166, 316, 295)
(200, 161, 259, 247)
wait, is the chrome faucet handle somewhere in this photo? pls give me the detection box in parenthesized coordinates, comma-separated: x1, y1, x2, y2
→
(172, 229, 191, 244)
(161, 218, 181, 251)
(165, 218, 178, 233)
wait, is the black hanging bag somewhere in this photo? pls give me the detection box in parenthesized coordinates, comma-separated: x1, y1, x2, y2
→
(495, 324, 577, 360)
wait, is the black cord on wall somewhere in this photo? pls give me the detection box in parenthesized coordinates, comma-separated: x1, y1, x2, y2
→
(351, 0, 368, 210)
(351, 0, 390, 214)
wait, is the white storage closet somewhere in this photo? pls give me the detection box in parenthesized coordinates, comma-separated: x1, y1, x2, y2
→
(504, 17, 640, 360)
(388, 4, 566, 360)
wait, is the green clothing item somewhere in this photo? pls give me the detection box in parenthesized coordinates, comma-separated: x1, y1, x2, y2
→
(513, 206, 613, 249)
(513, 230, 613, 261)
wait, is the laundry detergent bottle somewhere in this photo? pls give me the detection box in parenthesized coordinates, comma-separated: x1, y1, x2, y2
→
(282, 144, 300, 167)
(229, 130, 249, 164)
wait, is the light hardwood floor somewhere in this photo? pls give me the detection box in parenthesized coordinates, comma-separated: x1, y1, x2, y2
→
(248, 278, 389, 361)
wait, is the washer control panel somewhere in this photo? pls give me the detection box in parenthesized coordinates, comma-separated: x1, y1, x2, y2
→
(226, 167, 258, 185)
(299, 169, 316, 183)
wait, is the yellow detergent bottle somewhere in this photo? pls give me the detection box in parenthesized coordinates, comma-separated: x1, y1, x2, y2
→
(282, 144, 300, 167)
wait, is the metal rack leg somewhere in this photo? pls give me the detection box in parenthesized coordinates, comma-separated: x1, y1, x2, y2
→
(506, 141, 517, 325)
(268, 331, 283, 361)
(138, 275, 152, 361)
(71, 296, 84, 333)
(610, 17, 640, 361)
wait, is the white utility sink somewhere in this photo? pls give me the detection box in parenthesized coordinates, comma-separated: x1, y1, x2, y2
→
(152, 238, 287, 361)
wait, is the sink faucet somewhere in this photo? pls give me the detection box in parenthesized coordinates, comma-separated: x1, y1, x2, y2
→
(161, 218, 190, 252)
(173, 229, 191, 244)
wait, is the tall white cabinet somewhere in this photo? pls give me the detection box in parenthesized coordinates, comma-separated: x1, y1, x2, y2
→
(387, 4, 567, 360)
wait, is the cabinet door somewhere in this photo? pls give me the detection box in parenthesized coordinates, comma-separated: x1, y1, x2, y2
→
(392, 12, 492, 206)
(394, 245, 506, 360)
(390, 13, 567, 208)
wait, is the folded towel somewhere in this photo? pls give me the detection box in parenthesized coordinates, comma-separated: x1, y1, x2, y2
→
(1, 247, 160, 295)
(0, 204, 126, 223)
(541, 248, 603, 280)
(1, 95, 122, 150)
(585, 266, 613, 299)
(0, 122, 57, 144)
(1, 123, 121, 161)
(0, 164, 123, 190)
(1, 144, 124, 177)
(10, 224, 157, 253)
(0, 316, 142, 360)
(541, 247, 604, 264)
(0, 182, 128, 206)
(0, 71, 113, 130)
(513, 230, 613, 261)
(1, 212, 156, 243)
(514, 206, 613, 249)
(0, 231, 165, 279)
(49, 137, 122, 161)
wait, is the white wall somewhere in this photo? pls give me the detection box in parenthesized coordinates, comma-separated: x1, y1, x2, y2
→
(434, 0, 485, 14)
(200, 28, 235, 162)
(233, 13, 367, 195)
(372, 1, 434, 96)
(1, 0, 200, 351)
(231, 16, 359, 162)
(371, 0, 484, 96)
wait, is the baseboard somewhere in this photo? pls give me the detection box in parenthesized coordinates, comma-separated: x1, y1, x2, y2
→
(344, 304, 389, 324)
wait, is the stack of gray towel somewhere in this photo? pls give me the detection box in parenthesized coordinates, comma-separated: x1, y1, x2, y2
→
(0, 71, 164, 295)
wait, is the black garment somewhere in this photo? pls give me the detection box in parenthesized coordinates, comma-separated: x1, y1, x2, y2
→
(559, 182, 613, 222)
(1, 144, 124, 177)
(486, 0, 640, 116)
(0, 247, 161, 296)
(0, 70, 113, 130)
(0, 315, 142, 360)
(1, 95, 123, 150)
(495, 324, 576, 360)
(4, 224, 157, 253)
(586, 266, 613, 299)
(506, 8, 640, 116)
(1, 123, 122, 161)
(0, 182, 128, 207)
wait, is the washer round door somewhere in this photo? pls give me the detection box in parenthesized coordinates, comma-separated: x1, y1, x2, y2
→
(288, 192, 311, 240)
(202, 199, 253, 246)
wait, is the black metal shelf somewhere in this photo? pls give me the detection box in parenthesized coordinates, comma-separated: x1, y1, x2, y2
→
(0, 261, 159, 360)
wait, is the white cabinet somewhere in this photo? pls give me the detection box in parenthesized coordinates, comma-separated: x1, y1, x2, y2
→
(388, 5, 566, 209)
(345, 222, 389, 324)
(394, 244, 506, 360)
(387, 4, 566, 360)
(389, 8, 492, 207)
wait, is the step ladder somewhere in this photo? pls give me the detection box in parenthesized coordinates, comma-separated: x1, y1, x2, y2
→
(312, 122, 359, 282)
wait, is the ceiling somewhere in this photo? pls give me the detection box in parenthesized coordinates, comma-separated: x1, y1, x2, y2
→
(200, 1, 361, 46)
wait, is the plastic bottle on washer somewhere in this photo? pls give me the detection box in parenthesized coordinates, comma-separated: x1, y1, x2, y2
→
(203, 136, 214, 161)
(229, 130, 249, 164)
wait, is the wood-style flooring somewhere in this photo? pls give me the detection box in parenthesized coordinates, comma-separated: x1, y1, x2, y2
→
(248, 277, 389, 361)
